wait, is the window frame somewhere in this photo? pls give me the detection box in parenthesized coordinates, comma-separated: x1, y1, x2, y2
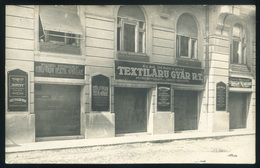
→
(176, 35, 198, 60)
(117, 16, 146, 54)
(230, 24, 247, 65)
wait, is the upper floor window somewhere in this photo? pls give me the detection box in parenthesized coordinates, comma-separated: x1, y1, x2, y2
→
(230, 24, 247, 65)
(176, 14, 198, 59)
(39, 6, 83, 55)
(117, 6, 146, 53)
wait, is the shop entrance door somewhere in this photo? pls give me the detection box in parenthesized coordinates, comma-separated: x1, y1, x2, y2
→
(228, 92, 248, 129)
(114, 88, 147, 134)
(35, 84, 81, 137)
(174, 90, 198, 131)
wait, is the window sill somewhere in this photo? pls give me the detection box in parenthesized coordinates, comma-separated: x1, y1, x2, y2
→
(39, 42, 81, 55)
(176, 58, 201, 68)
(230, 64, 250, 72)
(117, 51, 149, 62)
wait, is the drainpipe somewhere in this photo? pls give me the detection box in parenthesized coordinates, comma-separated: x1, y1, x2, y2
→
(205, 5, 210, 132)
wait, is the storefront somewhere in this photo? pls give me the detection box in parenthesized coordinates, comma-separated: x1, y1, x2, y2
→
(114, 60, 204, 134)
(228, 77, 253, 130)
(35, 84, 81, 137)
(114, 87, 148, 134)
(174, 90, 199, 131)
(34, 62, 85, 139)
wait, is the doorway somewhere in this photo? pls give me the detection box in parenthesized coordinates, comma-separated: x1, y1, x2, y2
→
(174, 90, 198, 131)
(114, 87, 147, 134)
(35, 84, 81, 137)
(228, 92, 248, 129)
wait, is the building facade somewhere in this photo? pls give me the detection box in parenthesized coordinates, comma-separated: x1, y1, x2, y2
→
(5, 5, 255, 144)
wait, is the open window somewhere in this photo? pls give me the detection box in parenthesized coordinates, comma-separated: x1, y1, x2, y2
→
(230, 24, 247, 65)
(39, 6, 83, 55)
(117, 6, 146, 54)
(176, 14, 198, 59)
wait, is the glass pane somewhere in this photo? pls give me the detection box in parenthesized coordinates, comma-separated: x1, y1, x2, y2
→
(48, 31, 65, 43)
(190, 39, 197, 59)
(180, 36, 189, 57)
(139, 32, 143, 53)
(67, 34, 77, 46)
(233, 41, 239, 63)
(117, 27, 121, 51)
(124, 24, 135, 52)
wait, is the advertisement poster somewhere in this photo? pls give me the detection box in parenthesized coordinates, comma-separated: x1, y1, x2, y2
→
(216, 82, 226, 111)
(8, 69, 28, 111)
(157, 84, 171, 111)
(92, 75, 110, 111)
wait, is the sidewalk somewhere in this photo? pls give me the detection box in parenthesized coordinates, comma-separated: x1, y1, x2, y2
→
(6, 130, 255, 153)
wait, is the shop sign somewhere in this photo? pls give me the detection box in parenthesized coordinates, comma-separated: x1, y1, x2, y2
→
(229, 77, 252, 88)
(115, 60, 204, 85)
(35, 62, 85, 79)
(157, 84, 171, 111)
(91, 75, 110, 111)
(216, 82, 226, 111)
(7, 69, 28, 111)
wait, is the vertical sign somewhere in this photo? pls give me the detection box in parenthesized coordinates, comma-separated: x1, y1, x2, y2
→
(8, 69, 28, 111)
(216, 82, 226, 111)
(91, 75, 110, 111)
(157, 84, 171, 111)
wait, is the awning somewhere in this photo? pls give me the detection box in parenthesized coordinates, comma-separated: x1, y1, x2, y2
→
(40, 5, 83, 35)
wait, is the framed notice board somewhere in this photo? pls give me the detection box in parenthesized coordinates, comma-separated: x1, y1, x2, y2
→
(91, 75, 110, 111)
(216, 82, 226, 111)
(157, 84, 171, 111)
(7, 69, 28, 111)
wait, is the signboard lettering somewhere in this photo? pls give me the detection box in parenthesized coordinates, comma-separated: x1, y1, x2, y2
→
(8, 69, 28, 111)
(35, 62, 85, 79)
(115, 61, 204, 85)
(157, 84, 171, 111)
(92, 75, 110, 111)
(229, 77, 252, 88)
(216, 82, 226, 111)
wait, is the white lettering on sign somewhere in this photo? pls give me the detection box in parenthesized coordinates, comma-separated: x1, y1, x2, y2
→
(93, 85, 108, 96)
(117, 66, 202, 81)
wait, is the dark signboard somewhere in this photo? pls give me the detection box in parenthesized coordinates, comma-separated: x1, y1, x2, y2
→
(115, 60, 204, 85)
(35, 62, 85, 79)
(229, 77, 252, 88)
(8, 69, 28, 111)
(216, 82, 226, 111)
(157, 84, 171, 111)
(92, 75, 110, 111)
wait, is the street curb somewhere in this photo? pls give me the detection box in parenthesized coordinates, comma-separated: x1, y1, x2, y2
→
(6, 131, 255, 153)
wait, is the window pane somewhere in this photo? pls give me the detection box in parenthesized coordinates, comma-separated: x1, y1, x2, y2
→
(190, 39, 197, 59)
(48, 31, 65, 43)
(124, 24, 135, 52)
(233, 41, 239, 63)
(180, 36, 189, 57)
(139, 32, 143, 53)
(117, 27, 121, 51)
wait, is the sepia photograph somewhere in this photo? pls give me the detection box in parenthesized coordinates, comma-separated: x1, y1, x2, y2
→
(5, 4, 256, 164)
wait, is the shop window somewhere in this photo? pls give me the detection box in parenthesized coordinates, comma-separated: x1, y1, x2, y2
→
(39, 6, 83, 55)
(176, 14, 198, 59)
(230, 24, 247, 65)
(117, 6, 146, 54)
